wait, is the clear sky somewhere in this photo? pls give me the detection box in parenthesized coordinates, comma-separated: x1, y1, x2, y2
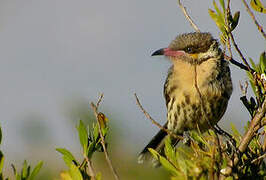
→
(0, 0, 265, 171)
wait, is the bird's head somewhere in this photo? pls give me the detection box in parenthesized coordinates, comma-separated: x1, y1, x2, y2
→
(152, 32, 221, 64)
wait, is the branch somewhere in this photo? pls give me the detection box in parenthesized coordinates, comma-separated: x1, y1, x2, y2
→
(223, 54, 254, 72)
(134, 93, 183, 140)
(84, 156, 96, 180)
(228, 32, 253, 72)
(90, 95, 120, 180)
(241, 0, 266, 39)
(222, 98, 266, 176)
(178, 0, 200, 32)
(251, 153, 266, 164)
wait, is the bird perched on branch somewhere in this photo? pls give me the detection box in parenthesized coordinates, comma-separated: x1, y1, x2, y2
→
(138, 32, 233, 166)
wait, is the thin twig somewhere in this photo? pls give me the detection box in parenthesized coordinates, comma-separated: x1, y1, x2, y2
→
(228, 32, 253, 72)
(96, 93, 104, 109)
(251, 153, 266, 164)
(134, 93, 183, 140)
(84, 156, 96, 180)
(241, 0, 266, 39)
(91, 95, 120, 180)
(178, 0, 200, 32)
(224, 54, 252, 72)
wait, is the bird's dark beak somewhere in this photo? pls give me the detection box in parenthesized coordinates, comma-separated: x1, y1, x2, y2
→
(151, 48, 165, 56)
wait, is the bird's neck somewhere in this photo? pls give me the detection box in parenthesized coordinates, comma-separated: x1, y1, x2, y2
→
(168, 57, 222, 96)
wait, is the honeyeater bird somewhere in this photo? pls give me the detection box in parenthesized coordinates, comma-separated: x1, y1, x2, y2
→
(138, 32, 233, 165)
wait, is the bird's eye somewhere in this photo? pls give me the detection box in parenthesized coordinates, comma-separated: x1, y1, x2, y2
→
(186, 47, 193, 53)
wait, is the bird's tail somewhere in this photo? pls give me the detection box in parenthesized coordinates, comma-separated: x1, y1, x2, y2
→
(138, 128, 167, 164)
(138, 123, 180, 167)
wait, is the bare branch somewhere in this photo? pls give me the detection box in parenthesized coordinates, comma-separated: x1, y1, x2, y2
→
(241, 0, 266, 39)
(90, 96, 120, 180)
(223, 54, 253, 72)
(134, 93, 183, 140)
(228, 32, 253, 72)
(96, 93, 104, 109)
(178, 0, 200, 32)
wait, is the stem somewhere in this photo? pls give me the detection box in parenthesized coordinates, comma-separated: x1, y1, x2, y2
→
(241, 0, 266, 39)
(178, 0, 200, 32)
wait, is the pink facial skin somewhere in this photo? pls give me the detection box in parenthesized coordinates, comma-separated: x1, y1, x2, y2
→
(163, 48, 186, 57)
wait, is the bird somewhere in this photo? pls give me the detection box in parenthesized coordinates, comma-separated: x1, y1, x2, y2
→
(138, 32, 233, 166)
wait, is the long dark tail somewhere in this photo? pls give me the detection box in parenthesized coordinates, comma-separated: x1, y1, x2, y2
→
(138, 124, 180, 166)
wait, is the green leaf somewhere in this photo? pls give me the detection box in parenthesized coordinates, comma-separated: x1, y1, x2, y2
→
(93, 123, 99, 141)
(95, 172, 102, 180)
(230, 11, 240, 31)
(77, 120, 88, 155)
(56, 148, 76, 163)
(0, 152, 4, 173)
(249, 57, 260, 72)
(60, 171, 72, 180)
(250, 0, 266, 13)
(159, 155, 178, 175)
(101, 126, 108, 137)
(22, 160, 29, 178)
(213, 0, 224, 21)
(230, 123, 241, 141)
(87, 143, 95, 159)
(176, 155, 187, 177)
(208, 9, 225, 33)
(225, 176, 234, 180)
(29, 161, 43, 180)
(56, 148, 77, 167)
(219, 0, 225, 12)
(259, 52, 266, 73)
(190, 131, 208, 146)
(16, 174, 21, 180)
(63, 156, 75, 168)
(164, 137, 176, 163)
(69, 164, 83, 180)
(148, 148, 159, 160)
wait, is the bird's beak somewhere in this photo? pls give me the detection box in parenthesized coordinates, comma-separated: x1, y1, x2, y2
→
(152, 48, 186, 57)
(151, 48, 165, 56)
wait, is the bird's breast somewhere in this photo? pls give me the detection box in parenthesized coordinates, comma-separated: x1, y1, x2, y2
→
(165, 58, 231, 133)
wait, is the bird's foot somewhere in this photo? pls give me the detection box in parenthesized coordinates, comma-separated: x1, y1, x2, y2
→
(214, 125, 240, 158)
(182, 131, 192, 145)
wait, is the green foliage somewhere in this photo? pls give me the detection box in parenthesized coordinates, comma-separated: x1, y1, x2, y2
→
(11, 160, 43, 180)
(0, 126, 43, 180)
(77, 120, 89, 156)
(149, 132, 219, 179)
(209, 0, 240, 44)
(57, 115, 109, 180)
(250, 0, 266, 13)
(247, 52, 266, 105)
(56, 148, 78, 167)
(150, 127, 266, 179)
